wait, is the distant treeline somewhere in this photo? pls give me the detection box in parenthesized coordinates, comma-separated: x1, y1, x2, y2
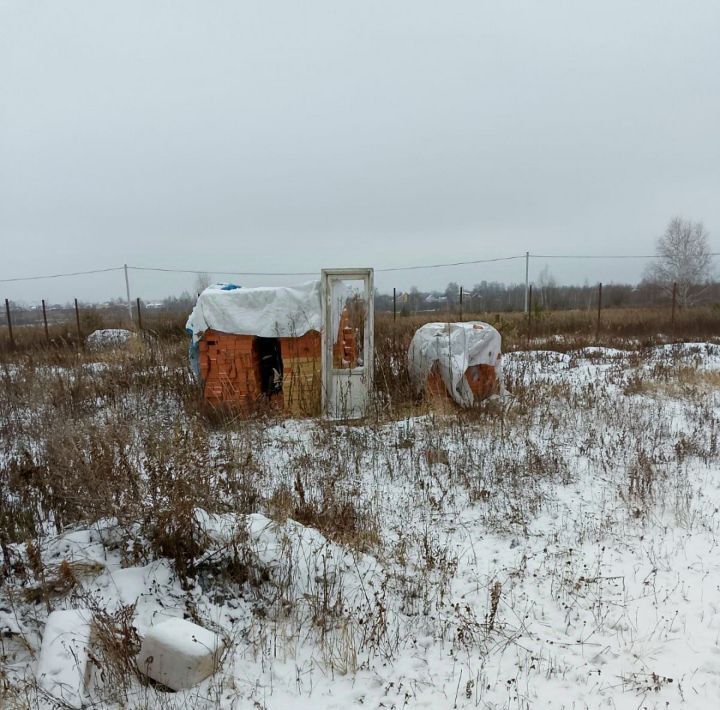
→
(5, 281, 720, 328)
(375, 280, 720, 314)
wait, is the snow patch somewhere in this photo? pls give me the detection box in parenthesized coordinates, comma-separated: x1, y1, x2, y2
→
(86, 328, 135, 349)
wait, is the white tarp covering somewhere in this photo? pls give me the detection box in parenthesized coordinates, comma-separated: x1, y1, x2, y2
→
(408, 321, 502, 407)
(36, 609, 92, 708)
(186, 281, 322, 343)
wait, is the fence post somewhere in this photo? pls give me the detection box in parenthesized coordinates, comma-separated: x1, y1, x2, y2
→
(4, 298, 14, 349)
(74, 298, 83, 348)
(671, 281, 677, 338)
(393, 288, 396, 323)
(136, 297, 143, 331)
(459, 286, 463, 321)
(596, 282, 602, 339)
(42, 299, 50, 342)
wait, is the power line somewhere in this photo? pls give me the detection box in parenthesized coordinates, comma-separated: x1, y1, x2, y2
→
(533, 252, 720, 259)
(532, 253, 658, 259)
(1, 250, 719, 283)
(128, 255, 528, 277)
(131, 251, 720, 276)
(0, 266, 123, 284)
(376, 255, 525, 272)
(127, 265, 317, 277)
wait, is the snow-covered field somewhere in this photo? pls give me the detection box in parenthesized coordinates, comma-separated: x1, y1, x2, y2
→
(2, 343, 720, 708)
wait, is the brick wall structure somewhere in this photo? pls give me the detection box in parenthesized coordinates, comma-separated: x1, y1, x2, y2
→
(199, 332, 261, 408)
(198, 329, 322, 415)
(198, 305, 361, 416)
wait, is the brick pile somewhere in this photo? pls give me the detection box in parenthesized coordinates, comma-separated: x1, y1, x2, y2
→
(198, 306, 360, 415)
(426, 361, 499, 406)
(332, 308, 358, 368)
(199, 332, 261, 408)
(464, 363, 499, 401)
(198, 329, 322, 415)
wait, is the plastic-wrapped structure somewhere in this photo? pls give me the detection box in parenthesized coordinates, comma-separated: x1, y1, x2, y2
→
(408, 321, 503, 407)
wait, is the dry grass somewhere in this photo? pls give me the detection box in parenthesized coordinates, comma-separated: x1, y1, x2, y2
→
(2, 303, 720, 355)
(376, 305, 720, 350)
(1, 312, 720, 707)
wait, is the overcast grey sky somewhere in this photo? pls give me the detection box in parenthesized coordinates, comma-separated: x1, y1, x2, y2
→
(1, 0, 718, 303)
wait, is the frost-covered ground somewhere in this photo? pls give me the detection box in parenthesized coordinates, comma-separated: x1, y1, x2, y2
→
(2, 343, 720, 708)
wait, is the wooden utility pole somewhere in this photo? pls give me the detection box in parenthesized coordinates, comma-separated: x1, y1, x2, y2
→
(74, 299, 83, 348)
(4, 299, 14, 349)
(42, 299, 50, 342)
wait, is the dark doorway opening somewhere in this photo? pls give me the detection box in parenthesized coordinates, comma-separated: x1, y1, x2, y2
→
(255, 337, 283, 397)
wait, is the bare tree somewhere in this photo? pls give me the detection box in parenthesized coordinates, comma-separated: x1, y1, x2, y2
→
(194, 272, 213, 295)
(444, 281, 459, 306)
(536, 264, 557, 308)
(409, 285, 420, 313)
(644, 217, 713, 306)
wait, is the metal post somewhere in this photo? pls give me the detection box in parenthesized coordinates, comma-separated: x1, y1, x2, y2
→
(393, 288, 396, 323)
(74, 298, 83, 348)
(5, 299, 14, 349)
(671, 281, 677, 338)
(136, 297, 143, 331)
(459, 286, 463, 321)
(524, 251, 530, 314)
(42, 299, 49, 342)
(527, 284, 533, 342)
(596, 282, 602, 339)
(124, 264, 133, 325)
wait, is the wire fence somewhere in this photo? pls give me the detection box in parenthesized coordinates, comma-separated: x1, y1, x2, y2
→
(1, 253, 719, 350)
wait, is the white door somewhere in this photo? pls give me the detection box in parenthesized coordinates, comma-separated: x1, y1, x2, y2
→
(321, 268, 374, 419)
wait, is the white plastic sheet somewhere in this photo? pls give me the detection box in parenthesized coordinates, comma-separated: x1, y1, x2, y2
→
(408, 321, 502, 407)
(36, 609, 92, 708)
(186, 281, 322, 343)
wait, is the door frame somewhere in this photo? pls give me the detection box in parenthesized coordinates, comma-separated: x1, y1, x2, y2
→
(320, 268, 374, 418)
